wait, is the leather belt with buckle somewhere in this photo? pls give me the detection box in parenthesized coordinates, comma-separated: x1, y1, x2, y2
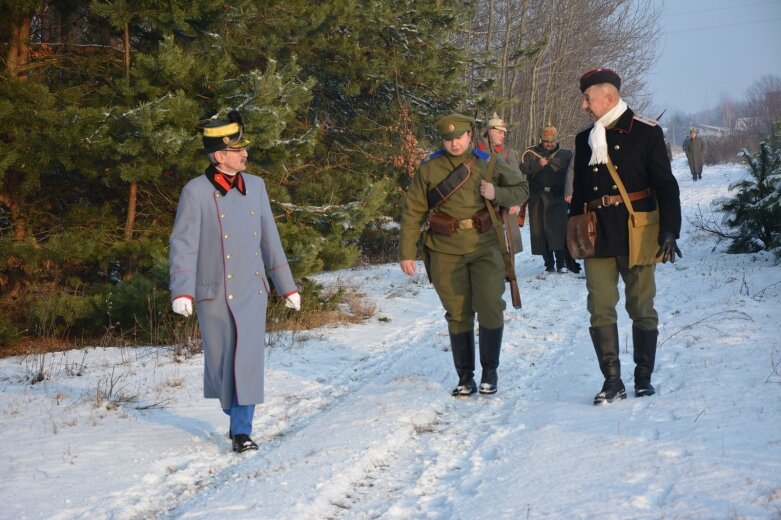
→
(586, 188, 652, 210)
(457, 218, 475, 229)
(543, 186, 551, 192)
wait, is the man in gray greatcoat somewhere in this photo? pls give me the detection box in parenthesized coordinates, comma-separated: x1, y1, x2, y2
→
(170, 110, 300, 453)
(682, 127, 706, 181)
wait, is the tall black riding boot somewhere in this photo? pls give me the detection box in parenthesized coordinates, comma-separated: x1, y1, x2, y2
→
(633, 327, 658, 397)
(450, 330, 476, 396)
(590, 324, 626, 405)
(542, 251, 555, 272)
(478, 325, 503, 394)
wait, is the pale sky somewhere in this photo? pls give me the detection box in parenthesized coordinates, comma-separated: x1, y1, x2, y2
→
(648, 0, 781, 114)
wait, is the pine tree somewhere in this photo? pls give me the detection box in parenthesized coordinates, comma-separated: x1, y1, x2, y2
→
(718, 126, 781, 257)
(0, 0, 478, 345)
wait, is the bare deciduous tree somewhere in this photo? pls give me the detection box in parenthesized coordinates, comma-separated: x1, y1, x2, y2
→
(462, 0, 662, 150)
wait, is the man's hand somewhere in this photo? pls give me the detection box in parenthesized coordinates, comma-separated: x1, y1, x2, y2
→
(480, 180, 496, 200)
(284, 292, 301, 311)
(538, 157, 549, 167)
(656, 231, 682, 263)
(400, 260, 416, 276)
(172, 297, 193, 317)
(508, 205, 520, 215)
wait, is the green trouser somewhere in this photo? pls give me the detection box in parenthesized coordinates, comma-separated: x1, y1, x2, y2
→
(428, 246, 506, 334)
(584, 256, 658, 331)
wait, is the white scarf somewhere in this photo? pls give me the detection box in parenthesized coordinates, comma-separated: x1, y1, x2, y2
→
(588, 98, 628, 165)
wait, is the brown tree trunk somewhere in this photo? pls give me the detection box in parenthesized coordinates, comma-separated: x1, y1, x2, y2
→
(124, 181, 137, 242)
(121, 21, 136, 243)
(5, 14, 32, 80)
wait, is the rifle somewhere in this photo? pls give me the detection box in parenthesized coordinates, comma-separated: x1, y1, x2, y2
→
(501, 207, 522, 309)
(482, 157, 522, 310)
(656, 109, 666, 121)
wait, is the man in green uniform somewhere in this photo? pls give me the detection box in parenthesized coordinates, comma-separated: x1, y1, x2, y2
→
(399, 114, 528, 397)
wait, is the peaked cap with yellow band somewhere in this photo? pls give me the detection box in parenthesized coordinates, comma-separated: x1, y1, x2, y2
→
(201, 110, 251, 153)
(436, 113, 474, 139)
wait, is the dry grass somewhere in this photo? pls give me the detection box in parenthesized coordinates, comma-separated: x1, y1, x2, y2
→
(2, 281, 378, 358)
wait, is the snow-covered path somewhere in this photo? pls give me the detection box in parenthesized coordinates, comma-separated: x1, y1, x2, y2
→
(1, 155, 780, 519)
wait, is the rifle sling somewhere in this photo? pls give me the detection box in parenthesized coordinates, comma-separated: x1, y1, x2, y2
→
(426, 158, 474, 209)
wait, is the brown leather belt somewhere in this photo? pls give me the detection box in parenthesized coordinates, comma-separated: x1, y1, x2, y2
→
(586, 188, 652, 210)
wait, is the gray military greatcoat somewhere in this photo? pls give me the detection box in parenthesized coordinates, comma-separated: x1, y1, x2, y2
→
(170, 173, 297, 408)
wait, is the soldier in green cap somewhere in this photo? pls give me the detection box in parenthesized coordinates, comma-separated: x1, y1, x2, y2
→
(399, 113, 528, 397)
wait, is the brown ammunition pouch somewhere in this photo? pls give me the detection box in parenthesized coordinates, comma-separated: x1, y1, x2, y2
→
(429, 207, 496, 236)
(471, 206, 495, 233)
(429, 213, 459, 236)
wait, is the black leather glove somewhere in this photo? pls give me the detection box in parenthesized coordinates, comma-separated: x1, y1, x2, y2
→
(656, 231, 682, 264)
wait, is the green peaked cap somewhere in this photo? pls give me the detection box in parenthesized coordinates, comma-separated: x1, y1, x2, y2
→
(436, 114, 474, 139)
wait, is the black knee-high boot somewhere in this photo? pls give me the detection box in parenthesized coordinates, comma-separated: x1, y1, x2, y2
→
(450, 330, 476, 396)
(633, 326, 658, 397)
(589, 324, 627, 405)
(478, 325, 503, 394)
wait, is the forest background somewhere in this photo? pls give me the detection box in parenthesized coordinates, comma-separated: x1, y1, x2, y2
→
(1, 0, 778, 351)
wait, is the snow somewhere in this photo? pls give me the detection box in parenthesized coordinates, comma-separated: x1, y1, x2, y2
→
(2, 154, 780, 519)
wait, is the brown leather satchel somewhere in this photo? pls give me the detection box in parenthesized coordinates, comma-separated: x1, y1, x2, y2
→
(429, 213, 458, 236)
(567, 205, 597, 259)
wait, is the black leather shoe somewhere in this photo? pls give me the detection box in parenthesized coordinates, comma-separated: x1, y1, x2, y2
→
(594, 379, 627, 405)
(451, 379, 477, 397)
(232, 434, 258, 453)
(635, 380, 656, 397)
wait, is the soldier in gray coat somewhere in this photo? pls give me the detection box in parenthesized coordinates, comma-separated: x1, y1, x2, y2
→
(170, 111, 300, 453)
(520, 125, 573, 272)
(682, 128, 706, 181)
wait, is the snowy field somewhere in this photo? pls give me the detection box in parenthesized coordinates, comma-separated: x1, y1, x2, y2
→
(1, 153, 780, 519)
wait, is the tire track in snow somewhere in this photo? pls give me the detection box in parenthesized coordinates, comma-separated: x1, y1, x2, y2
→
(135, 279, 452, 518)
(318, 270, 594, 518)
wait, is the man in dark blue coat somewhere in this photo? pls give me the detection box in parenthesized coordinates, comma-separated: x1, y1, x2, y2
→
(570, 68, 682, 405)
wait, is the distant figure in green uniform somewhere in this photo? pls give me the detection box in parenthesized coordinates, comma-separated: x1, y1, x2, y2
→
(399, 114, 528, 397)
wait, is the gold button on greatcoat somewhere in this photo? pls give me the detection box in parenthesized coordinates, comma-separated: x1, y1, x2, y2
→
(224, 234, 229, 239)
(593, 186, 599, 191)
(255, 272, 260, 276)
(228, 294, 234, 300)
(226, 254, 231, 260)
(614, 144, 620, 150)
(220, 213, 225, 219)
(250, 210, 256, 216)
(592, 167, 599, 172)
(252, 231, 258, 237)
(227, 274, 233, 279)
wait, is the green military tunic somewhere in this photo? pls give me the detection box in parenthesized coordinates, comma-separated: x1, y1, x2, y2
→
(399, 146, 528, 333)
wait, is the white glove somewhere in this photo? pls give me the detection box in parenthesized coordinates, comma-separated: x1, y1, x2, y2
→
(172, 297, 193, 317)
(284, 292, 301, 311)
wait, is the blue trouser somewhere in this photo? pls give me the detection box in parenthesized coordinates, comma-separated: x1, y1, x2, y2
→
(222, 390, 255, 436)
